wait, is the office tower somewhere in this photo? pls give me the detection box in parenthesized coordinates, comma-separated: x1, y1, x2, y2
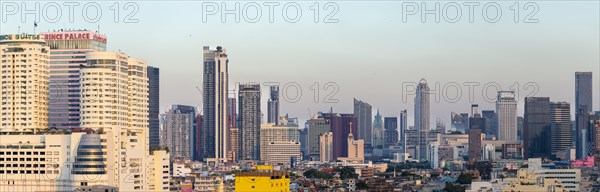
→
(550, 102, 572, 160)
(307, 117, 330, 161)
(575, 72, 593, 158)
(264, 141, 301, 166)
(384, 117, 399, 147)
(451, 112, 468, 133)
(201, 46, 228, 163)
(0, 34, 49, 132)
(338, 123, 365, 162)
(40, 31, 107, 129)
(524, 97, 551, 159)
(259, 123, 299, 162)
(481, 110, 497, 139)
(399, 109, 407, 148)
(80, 52, 151, 191)
(496, 91, 517, 141)
(589, 112, 600, 156)
(468, 104, 485, 161)
(414, 79, 430, 160)
(161, 105, 196, 160)
(148, 66, 160, 148)
(372, 110, 384, 148)
(354, 98, 373, 151)
(517, 116, 524, 140)
(320, 132, 334, 162)
(227, 97, 238, 161)
(196, 114, 203, 161)
(267, 85, 280, 125)
(238, 83, 261, 161)
(322, 113, 358, 160)
(300, 123, 309, 159)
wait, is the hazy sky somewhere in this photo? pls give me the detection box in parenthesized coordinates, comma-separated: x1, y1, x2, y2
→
(1, 1, 599, 127)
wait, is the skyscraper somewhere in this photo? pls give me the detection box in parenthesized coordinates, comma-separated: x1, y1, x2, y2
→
(550, 102, 572, 160)
(450, 112, 469, 133)
(161, 105, 196, 160)
(267, 85, 280, 125)
(384, 116, 399, 147)
(399, 109, 407, 149)
(481, 110, 497, 139)
(321, 113, 358, 160)
(148, 66, 160, 148)
(469, 104, 485, 161)
(524, 97, 551, 159)
(201, 46, 228, 163)
(41, 30, 107, 129)
(227, 97, 238, 161)
(238, 83, 261, 161)
(575, 72, 592, 158)
(372, 110, 384, 148)
(497, 91, 517, 141)
(307, 117, 330, 161)
(0, 34, 49, 132)
(353, 98, 373, 152)
(414, 79, 430, 160)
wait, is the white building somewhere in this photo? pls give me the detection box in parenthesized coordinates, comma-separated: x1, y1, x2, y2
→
(496, 91, 517, 141)
(0, 34, 49, 132)
(259, 123, 299, 162)
(202, 46, 229, 164)
(414, 79, 430, 161)
(265, 141, 301, 166)
(148, 150, 170, 191)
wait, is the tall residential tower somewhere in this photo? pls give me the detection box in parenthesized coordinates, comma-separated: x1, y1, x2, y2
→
(201, 46, 229, 163)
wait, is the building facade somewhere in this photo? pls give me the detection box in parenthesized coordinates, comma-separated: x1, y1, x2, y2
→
(201, 46, 228, 163)
(575, 72, 593, 159)
(354, 98, 373, 152)
(497, 91, 517, 141)
(320, 132, 334, 162)
(267, 85, 279, 125)
(524, 97, 551, 159)
(160, 105, 196, 161)
(148, 66, 160, 148)
(0, 34, 49, 132)
(550, 102, 572, 160)
(414, 79, 430, 160)
(238, 83, 261, 161)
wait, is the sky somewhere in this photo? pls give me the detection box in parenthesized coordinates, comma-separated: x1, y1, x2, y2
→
(1, 1, 599, 128)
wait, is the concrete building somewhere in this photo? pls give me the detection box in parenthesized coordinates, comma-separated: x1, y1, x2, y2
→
(259, 123, 299, 162)
(238, 83, 261, 161)
(227, 97, 237, 161)
(354, 98, 373, 152)
(372, 110, 384, 149)
(320, 132, 334, 162)
(148, 149, 170, 191)
(575, 72, 592, 159)
(307, 117, 330, 161)
(468, 106, 485, 162)
(160, 105, 196, 161)
(234, 166, 290, 192)
(451, 112, 468, 133)
(0, 34, 49, 132)
(338, 123, 364, 162)
(321, 113, 357, 160)
(524, 97, 551, 159)
(550, 102, 572, 160)
(399, 109, 408, 149)
(384, 116, 398, 147)
(414, 79, 430, 161)
(267, 85, 280, 125)
(497, 91, 517, 141)
(481, 110, 497, 139)
(201, 46, 228, 163)
(265, 141, 301, 166)
(40, 31, 107, 129)
(148, 66, 160, 148)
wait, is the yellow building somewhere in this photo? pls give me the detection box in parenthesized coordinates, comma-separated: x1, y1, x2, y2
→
(235, 166, 290, 192)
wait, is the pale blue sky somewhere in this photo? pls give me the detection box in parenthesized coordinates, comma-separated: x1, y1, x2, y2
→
(1, 1, 598, 127)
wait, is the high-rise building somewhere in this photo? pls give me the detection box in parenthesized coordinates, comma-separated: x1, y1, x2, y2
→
(148, 66, 160, 148)
(0, 34, 49, 132)
(80, 51, 151, 191)
(267, 85, 280, 125)
(414, 79, 430, 160)
(384, 116, 399, 147)
(524, 97, 551, 159)
(227, 97, 237, 161)
(588, 112, 600, 156)
(451, 112, 468, 133)
(338, 122, 364, 162)
(399, 109, 407, 149)
(497, 91, 517, 141)
(354, 98, 373, 151)
(575, 72, 592, 159)
(160, 105, 196, 160)
(321, 113, 358, 160)
(201, 46, 228, 163)
(550, 102, 572, 160)
(481, 110, 497, 139)
(238, 83, 261, 161)
(469, 104, 485, 162)
(40, 31, 107, 130)
(307, 117, 330, 161)
(259, 123, 299, 162)
(372, 110, 384, 148)
(320, 132, 334, 162)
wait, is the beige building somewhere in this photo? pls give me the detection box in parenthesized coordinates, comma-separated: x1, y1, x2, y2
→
(0, 34, 49, 132)
(338, 125, 364, 162)
(259, 123, 299, 161)
(264, 141, 301, 166)
(320, 132, 333, 162)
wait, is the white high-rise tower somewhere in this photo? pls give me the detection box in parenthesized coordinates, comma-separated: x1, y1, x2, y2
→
(414, 79, 430, 160)
(497, 91, 518, 141)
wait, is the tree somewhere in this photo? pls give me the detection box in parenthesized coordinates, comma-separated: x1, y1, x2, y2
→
(337, 166, 358, 180)
(456, 173, 473, 185)
(303, 169, 333, 179)
(443, 182, 466, 192)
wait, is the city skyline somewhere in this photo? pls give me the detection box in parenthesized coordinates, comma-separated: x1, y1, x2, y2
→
(1, 1, 598, 128)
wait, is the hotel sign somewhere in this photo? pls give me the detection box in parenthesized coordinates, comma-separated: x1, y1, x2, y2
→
(43, 32, 107, 44)
(0, 34, 42, 41)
